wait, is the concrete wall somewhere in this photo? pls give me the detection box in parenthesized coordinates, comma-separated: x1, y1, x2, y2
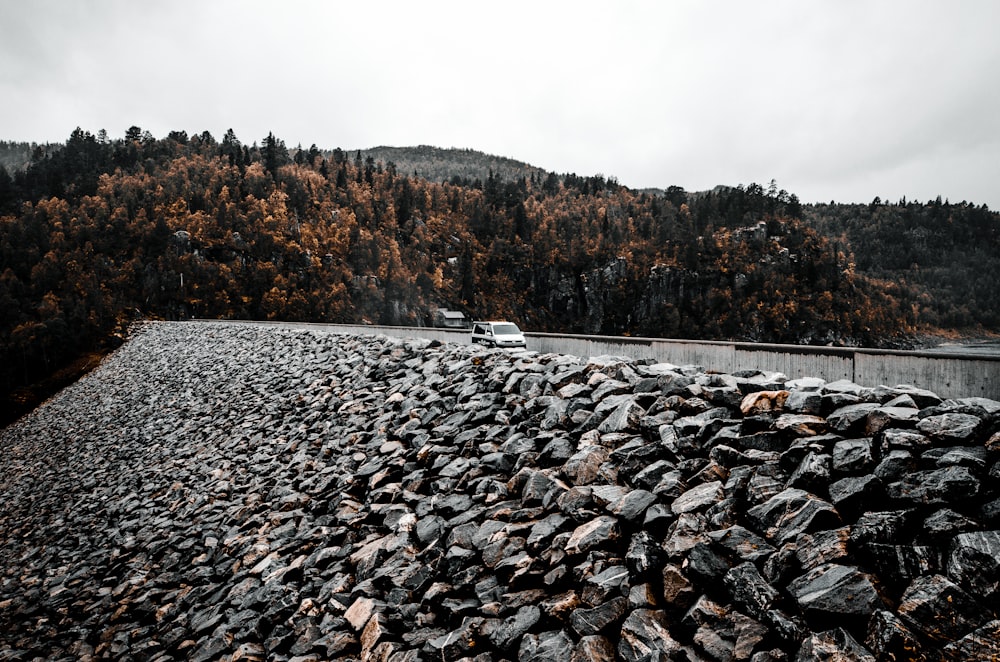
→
(193, 321, 999, 400)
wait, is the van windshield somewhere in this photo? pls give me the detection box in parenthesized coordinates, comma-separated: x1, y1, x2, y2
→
(493, 323, 521, 335)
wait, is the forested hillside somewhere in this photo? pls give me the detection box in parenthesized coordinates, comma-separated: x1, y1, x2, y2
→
(803, 198, 1000, 330)
(351, 145, 549, 186)
(1, 128, 996, 425)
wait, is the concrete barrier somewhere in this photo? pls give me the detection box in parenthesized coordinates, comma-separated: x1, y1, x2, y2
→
(190, 321, 1000, 400)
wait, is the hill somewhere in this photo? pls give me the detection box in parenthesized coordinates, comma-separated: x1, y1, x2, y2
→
(1, 127, 998, 426)
(346, 145, 550, 186)
(1, 321, 998, 659)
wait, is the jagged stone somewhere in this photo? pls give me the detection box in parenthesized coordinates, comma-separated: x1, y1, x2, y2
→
(924, 444, 990, 469)
(886, 465, 980, 505)
(784, 389, 823, 416)
(564, 516, 620, 556)
(628, 583, 658, 609)
(672, 480, 725, 515)
(827, 474, 883, 518)
(570, 596, 629, 636)
(794, 628, 874, 662)
(787, 563, 882, 617)
(922, 507, 980, 541)
(864, 543, 941, 587)
(708, 525, 775, 563)
(426, 617, 485, 659)
(916, 412, 983, 441)
(490, 604, 541, 650)
(786, 451, 831, 492)
(942, 620, 1000, 660)
(865, 406, 919, 435)
(663, 512, 711, 557)
(740, 390, 790, 416)
(724, 562, 780, 621)
(618, 609, 683, 661)
(864, 609, 929, 662)
(685, 541, 733, 585)
(794, 528, 850, 571)
(608, 488, 658, 522)
(897, 574, 990, 643)
(570, 635, 617, 662)
(563, 446, 610, 486)
(825, 403, 880, 434)
(774, 414, 827, 437)
(946, 530, 1000, 601)
(598, 398, 646, 434)
(746, 488, 841, 544)
(871, 449, 916, 482)
(875, 384, 942, 408)
(626, 530, 666, 578)
(831, 438, 875, 475)
(518, 629, 574, 662)
(662, 563, 697, 612)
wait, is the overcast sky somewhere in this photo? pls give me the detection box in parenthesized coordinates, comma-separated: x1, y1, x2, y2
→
(2, 0, 999, 209)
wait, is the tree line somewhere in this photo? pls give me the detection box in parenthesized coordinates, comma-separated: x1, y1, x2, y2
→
(1, 127, 994, 425)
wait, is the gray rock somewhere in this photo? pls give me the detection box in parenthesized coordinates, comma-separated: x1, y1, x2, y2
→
(924, 444, 990, 470)
(618, 609, 682, 661)
(661, 563, 697, 612)
(897, 574, 990, 643)
(864, 543, 941, 587)
(746, 488, 841, 544)
(795, 628, 874, 662)
(490, 605, 541, 651)
(626, 530, 666, 578)
(828, 474, 883, 518)
(784, 390, 823, 415)
(597, 398, 646, 434)
(518, 629, 574, 662)
(922, 508, 980, 541)
(831, 438, 875, 475)
(825, 402, 880, 434)
(563, 446, 610, 486)
(569, 596, 629, 636)
(787, 563, 882, 616)
(774, 414, 827, 437)
(564, 516, 620, 556)
(724, 561, 780, 621)
(886, 466, 980, 505)
(865, 406, 919, 434)
(608, 488, 658, 523)
(878, 428, 932, 451)
(786, 452, 831, 492)
(570, 635, 617, 662)
(708, 525, 776, 563)
(864, 610, 928, 662)
(874, 384, 942, 408)
(946, 530, 1000, 601)
(916, 412, 983, 441)
(794, 527, 850, 571)
(872, 449, 916, 482)
(671, 480, 724, 515)
(942, 620, 1000, 661)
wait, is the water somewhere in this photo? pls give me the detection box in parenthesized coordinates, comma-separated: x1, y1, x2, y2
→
(924, 340, 1000, 357)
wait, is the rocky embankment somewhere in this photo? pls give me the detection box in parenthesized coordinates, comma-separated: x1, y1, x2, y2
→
(1, 321, 999, 661)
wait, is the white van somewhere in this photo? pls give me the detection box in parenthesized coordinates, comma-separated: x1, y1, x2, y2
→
(471, 321, 527, 348)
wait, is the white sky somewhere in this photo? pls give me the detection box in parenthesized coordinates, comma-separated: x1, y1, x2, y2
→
(2, 0, 999, 209)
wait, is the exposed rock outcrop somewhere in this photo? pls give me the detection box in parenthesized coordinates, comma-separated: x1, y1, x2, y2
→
(1, 321, 998, 661)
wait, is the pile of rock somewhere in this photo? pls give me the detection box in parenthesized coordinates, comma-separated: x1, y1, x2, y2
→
(1, 321, 998, 661)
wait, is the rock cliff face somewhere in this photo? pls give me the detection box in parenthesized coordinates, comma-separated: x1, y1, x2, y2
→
(1, 321, 998, 661)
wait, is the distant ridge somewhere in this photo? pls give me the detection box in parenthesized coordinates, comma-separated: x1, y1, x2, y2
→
(348, 145, 551, 184)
